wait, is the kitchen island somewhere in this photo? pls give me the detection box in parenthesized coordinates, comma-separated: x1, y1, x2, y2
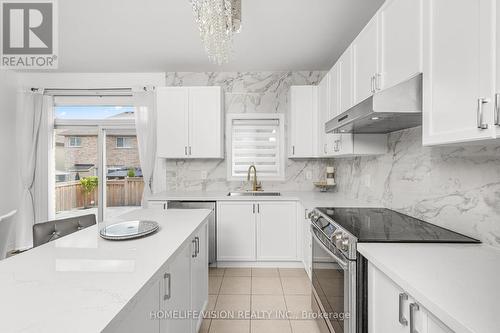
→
(0, 208, 211, 333)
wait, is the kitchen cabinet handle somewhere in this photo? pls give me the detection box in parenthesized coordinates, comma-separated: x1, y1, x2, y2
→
(195, 236, 200, 256)
(398, 293, 408, 326)
(409, 302, 419, 333)
(192, 239, 197, 258)
(164, 273, 171, 300)
(495, 93, 500, 126)
(189, 146, 192, 155)
(477, 98, 489, 129)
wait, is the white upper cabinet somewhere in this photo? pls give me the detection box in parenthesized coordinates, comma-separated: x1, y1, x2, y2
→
(157, 87, 189, 159)
(289, 86, 318, 158)
(325, 64, 387, 157)
(329, 63, 341, 119)
(339, 47, 354, 113)
(331, 133, 387, 157)
(353, 15, 380, 105)
(318, 73, 334, 157)
(157, 87, 223, 159)
(422, 0, 496, 145)
(188, 87, 223, 158)
(379, 0, 423, 90)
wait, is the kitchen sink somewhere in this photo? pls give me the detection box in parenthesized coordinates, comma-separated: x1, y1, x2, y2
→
(227, 191, 281, 197)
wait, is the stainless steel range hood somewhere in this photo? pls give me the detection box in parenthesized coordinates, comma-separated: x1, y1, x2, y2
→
(325, 74, 423, 134)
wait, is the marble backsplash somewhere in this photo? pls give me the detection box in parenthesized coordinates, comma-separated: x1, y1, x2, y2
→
(333, 127, 500, 248)
(163, 71, 332, 192)
(162, 72, 500, 248)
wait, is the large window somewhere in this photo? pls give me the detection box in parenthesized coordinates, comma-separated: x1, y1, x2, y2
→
(227, 114, 285, 180)
(53, 103, 141, 222)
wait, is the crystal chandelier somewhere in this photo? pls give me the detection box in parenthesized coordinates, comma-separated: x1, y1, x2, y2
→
(190, 0, 242, 65)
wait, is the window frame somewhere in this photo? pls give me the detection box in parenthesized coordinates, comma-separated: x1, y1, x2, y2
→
(116, 136, 133, 149)
(67, 136, 82, 148)
(226, 113, 286, 182)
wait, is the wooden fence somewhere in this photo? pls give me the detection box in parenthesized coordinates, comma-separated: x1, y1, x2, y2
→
(55, 177, 144, 212)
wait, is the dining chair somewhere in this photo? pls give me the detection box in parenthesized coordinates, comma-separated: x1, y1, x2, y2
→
(32, 214, 96, 247)
(0, 210, 17, 260)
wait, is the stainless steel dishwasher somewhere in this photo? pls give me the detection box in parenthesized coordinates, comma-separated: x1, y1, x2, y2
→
(167, 201, 216, 265)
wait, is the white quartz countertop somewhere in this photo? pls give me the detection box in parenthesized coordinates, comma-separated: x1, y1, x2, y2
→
(357, 243, 500, 333)
(148, 191, 376, 209)
(0, 208, 212, 333)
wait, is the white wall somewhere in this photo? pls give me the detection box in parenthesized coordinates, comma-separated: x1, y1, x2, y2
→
(0, 71, 19, 213)
(0, 70, 20, 251)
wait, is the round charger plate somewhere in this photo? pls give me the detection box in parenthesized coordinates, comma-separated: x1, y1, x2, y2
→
(100, 220, 159, 240)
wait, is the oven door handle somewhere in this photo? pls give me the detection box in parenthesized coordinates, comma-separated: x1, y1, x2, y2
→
(311, 225, 349, 269)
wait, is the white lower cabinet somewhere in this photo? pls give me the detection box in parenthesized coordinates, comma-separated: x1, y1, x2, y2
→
(256, 202, 297, 260)
(369, 262, 453, 333)
(111, 277, 161, 333)
(217, 202, 256, 261)
(109, 221, 208, 333)
(217, 201, 298, 262)
(191, 223, 209, 332)
(161, 242, 192, 333)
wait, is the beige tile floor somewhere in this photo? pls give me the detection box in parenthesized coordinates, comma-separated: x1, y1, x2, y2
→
(200, 267, 321, 333)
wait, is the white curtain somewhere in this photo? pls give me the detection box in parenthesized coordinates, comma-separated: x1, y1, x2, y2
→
(133, 88, 157, 205)
(15, 91, 50, 250)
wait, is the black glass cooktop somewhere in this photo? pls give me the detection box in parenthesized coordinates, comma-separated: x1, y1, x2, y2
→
(317, 207, 480, 243)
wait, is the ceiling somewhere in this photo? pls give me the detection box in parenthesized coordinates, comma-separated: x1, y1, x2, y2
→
(56, 0, 385, 72)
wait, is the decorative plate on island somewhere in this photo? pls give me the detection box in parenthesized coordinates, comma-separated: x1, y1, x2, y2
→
(99, 220, 159, 240)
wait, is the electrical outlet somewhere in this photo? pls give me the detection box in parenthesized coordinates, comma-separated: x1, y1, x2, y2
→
(305, 171, 313, 180)
(201, 171, 208, 180)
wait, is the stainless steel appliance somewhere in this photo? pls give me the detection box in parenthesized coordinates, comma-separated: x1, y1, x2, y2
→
(167, 201, 216, 264)
(310, 210, 357, 333)
(325, 74, 423, 134)
(309, 207, 480, 333)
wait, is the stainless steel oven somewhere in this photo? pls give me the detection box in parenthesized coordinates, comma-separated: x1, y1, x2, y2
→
(311, 223, 356, 333)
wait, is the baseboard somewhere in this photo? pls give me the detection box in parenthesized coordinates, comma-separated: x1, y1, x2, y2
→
(215, 261, 304, 268)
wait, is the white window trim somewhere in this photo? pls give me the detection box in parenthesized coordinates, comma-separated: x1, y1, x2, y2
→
(226, 113, 286, 182)
(116, 136, 133, 149)
(68, 136, 82, 148)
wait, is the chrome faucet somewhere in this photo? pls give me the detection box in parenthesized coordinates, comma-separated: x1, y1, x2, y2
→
(247, 165, 261, 191)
